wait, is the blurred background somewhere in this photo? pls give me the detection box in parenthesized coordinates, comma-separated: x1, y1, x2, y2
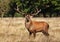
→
(0, 0, 60, 18)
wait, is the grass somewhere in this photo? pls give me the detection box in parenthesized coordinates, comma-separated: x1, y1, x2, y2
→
(0, 17, 60, 42)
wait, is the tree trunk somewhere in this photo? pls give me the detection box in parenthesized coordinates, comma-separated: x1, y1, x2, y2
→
(1, 12, 4, 19)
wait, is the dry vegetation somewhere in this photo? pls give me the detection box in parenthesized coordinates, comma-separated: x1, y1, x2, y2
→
(0, 17, 60, 42)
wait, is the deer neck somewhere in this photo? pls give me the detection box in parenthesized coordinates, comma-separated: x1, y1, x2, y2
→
(25, 18, 32, 23)
(25, 18, 32, 29)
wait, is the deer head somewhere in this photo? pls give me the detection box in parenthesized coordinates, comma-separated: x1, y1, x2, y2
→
(25, 14, 33, 22)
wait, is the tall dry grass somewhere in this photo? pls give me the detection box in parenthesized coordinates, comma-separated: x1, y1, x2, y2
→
(0, 17, 60, 42)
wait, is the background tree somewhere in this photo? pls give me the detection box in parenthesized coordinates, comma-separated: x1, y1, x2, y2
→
(0, 0, 10, 18)
(0, 0, 60, 17)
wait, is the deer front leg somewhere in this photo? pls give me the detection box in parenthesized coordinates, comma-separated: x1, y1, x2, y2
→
(29, 32, 32, 38)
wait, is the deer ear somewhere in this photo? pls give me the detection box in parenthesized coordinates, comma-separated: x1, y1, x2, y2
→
(30, 15, 33, 18)
(31, 16, 33, 18)
(31, 14, 33, 17)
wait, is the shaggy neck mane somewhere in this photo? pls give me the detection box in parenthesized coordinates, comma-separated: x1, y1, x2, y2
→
(25, 17, 32, 29)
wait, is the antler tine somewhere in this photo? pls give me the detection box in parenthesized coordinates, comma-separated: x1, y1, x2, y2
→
(14, 6, 25, 15)
(32, 9, 41, 16)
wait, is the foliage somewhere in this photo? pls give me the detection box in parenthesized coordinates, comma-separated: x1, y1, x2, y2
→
(0, 0, 60, 17)
(0, 0, 10, 18)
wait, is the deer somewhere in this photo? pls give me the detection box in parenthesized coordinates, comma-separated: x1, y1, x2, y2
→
(15, 6, 49, 38)
(25, 14, 49, 38)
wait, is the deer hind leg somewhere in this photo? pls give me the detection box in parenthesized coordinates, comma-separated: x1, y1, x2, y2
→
(33, 31, 36, 38)
(42, 30, 49, 36)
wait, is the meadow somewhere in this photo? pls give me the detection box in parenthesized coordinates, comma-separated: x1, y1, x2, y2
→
(0, 17, 60, 42)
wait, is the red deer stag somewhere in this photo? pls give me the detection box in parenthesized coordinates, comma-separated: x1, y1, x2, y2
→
(25, 14, 49, 38)
(15, 7, 49, 38)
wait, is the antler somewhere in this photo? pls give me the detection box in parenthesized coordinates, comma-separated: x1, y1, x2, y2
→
(14, 6, 41, 16)
(32, 8, 41, 16)
(14, 6, 25, 15)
